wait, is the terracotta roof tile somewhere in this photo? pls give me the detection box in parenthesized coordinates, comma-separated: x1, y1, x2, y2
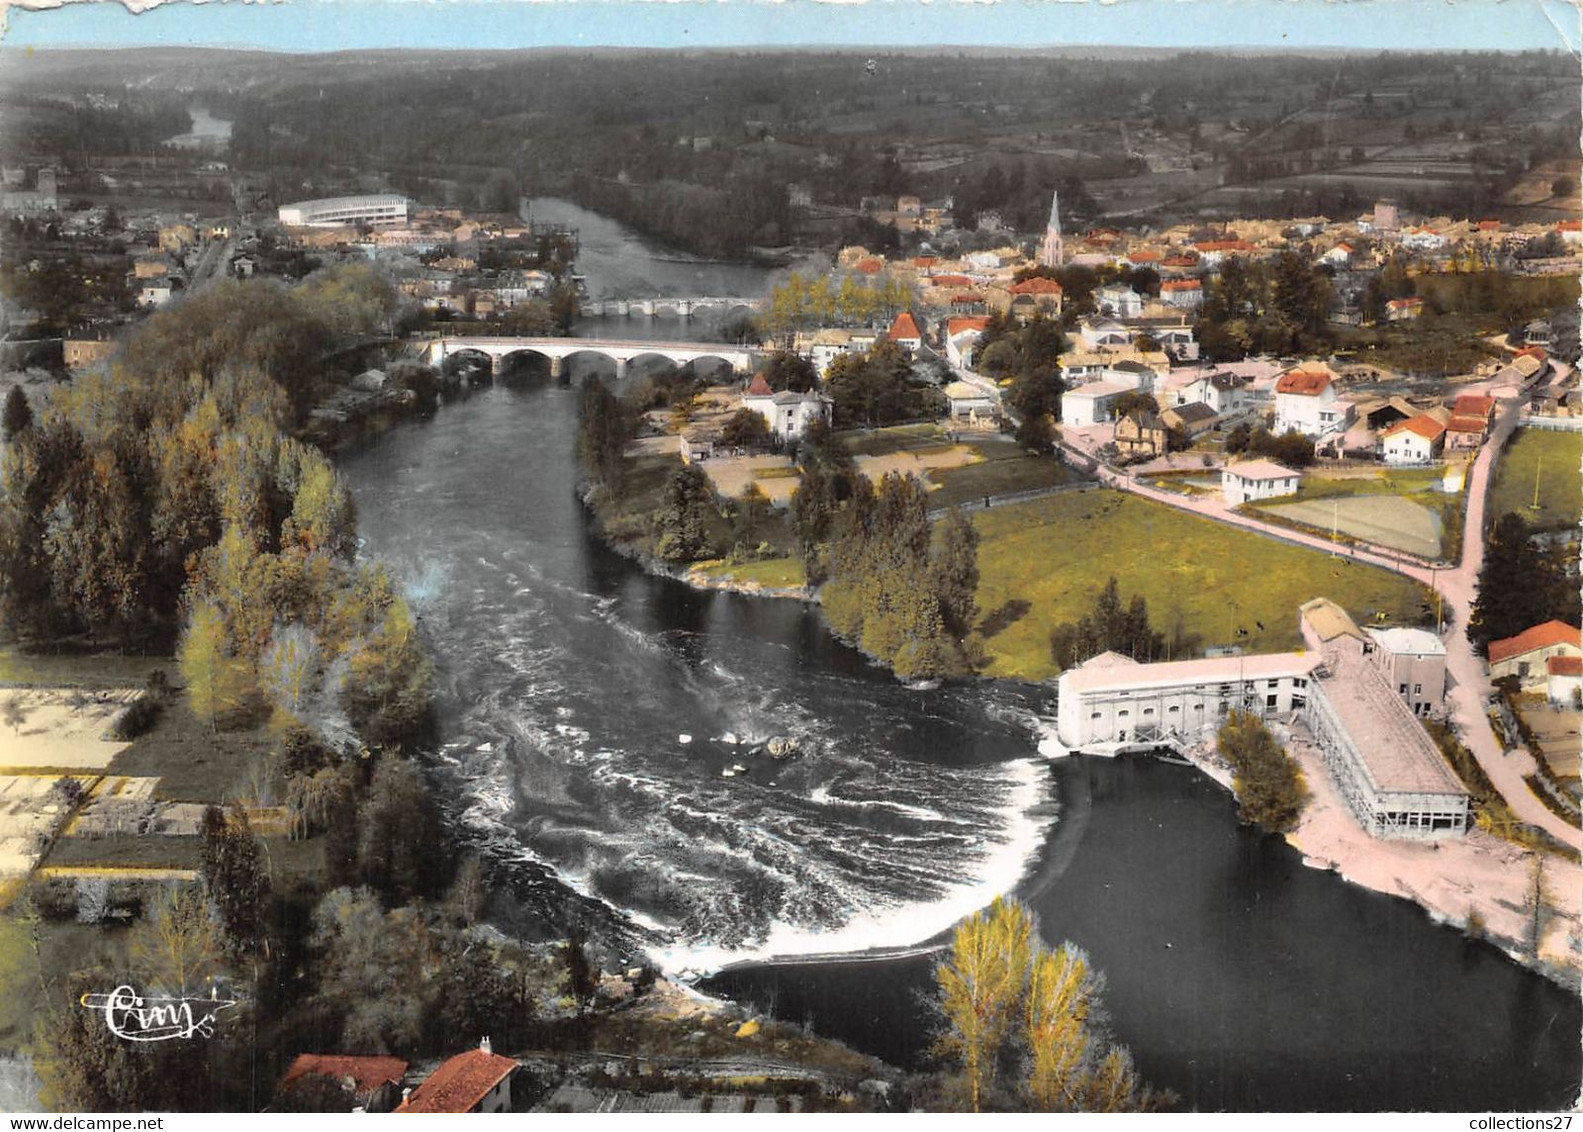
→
(745, 373, 773, 396)
(1275, 370, 1332, 396)
(1489, 621, 1581, 665)
(1009, 276, 1063, 295)
(395, 1050, 516, 1114)
(1384, 414, 1446, 441)
(283, 1055, 407, 1097)
(888, 311, 922, 340)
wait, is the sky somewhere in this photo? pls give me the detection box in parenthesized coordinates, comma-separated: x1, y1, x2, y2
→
(2, 0, 1579, 54)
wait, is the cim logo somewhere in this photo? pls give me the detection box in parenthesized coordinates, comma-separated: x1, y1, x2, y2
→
(79, 986, 239, 1042)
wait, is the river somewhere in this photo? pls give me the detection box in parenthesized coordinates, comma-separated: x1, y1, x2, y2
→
(164, 106, 232, 151)
(336, 203, 1581, 1111)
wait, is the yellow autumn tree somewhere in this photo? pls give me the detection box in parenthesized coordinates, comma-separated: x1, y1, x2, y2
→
(934, 897, 1169, 1113)
(129, 884, 220, 994)
(932, 895, 1032, 1112)
(179, 597, 255, 731)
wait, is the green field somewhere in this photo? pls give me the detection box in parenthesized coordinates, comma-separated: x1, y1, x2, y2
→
(927, 439, 1081, 510)
(1249, 468, 1463, 560)
(1489, 428, 1583, 533)
(972, 490, 1434, 682)
(836, 422, 947, 458)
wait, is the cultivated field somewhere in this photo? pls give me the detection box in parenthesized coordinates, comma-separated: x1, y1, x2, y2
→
(0, 687, 140, 771)
(1259, 495, 1443, 559)
(971, 490, 1433, 682)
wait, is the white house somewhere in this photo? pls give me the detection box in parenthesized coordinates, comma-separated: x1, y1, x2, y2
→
(138, 280, 175, 307)
(742, 373, 832, 439)
(1158, 279, 1204, 309)
(1062, 380, 1132, 427)
(1273, 369, 1350, 437)
(1221, 459, 1301, 504)
(944, 317, 990, 368)
(1077, 318, 1133, 351)
(1380, 415, 1446, 464)
(1177, 370, 1249, 416)
(1400, 227, 1448, 251)
(1094, 285, 1143, 319)
(1321, 243, 1354, 267)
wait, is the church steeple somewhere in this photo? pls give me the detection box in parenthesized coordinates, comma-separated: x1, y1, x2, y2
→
(1038, 190, 1064, 268)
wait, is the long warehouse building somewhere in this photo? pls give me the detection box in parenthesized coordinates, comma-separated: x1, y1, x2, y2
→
(278, 194, 410, 228)
(1055, 599, 1469, 840)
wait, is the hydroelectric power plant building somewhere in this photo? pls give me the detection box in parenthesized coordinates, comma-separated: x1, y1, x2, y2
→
(1055, 599, 1470, 840)
(277, 194, 410, 228)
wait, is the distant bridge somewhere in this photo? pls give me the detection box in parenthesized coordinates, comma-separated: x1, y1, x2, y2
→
(422, 336, 758, 378)
(579, 296, 766, 319)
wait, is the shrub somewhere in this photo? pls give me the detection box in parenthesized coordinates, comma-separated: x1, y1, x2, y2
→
(109, 695, 162, 741)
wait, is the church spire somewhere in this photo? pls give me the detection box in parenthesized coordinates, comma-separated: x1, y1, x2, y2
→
(1038, 189, 1064, 268)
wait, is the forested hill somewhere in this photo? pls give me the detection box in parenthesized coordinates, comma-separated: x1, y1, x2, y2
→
(4, 48, 1577, 255)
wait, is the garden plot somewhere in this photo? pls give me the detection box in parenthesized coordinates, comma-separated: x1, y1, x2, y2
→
(0, 687, 141, 771)
(1260, 495, 1442, 559)
(0, 776, 84, 880)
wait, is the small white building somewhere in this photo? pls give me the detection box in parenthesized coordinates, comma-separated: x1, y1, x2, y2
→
(1094, 285, 1144, 319)
(1380, 415, 1445, 465)
(1158, 279, 1204, 309)
(138, 280, 174, 307)
(944, 380, 998, 424)
(1062, 380, 1132, 427)
(1221, 459, 1301, 504)
(1273, 369, 1350, 437)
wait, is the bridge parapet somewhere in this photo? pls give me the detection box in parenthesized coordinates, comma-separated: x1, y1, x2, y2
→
(423, 335, 758, 376)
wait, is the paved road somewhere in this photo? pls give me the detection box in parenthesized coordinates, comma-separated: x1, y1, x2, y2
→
(1077, 397, 1578, 848)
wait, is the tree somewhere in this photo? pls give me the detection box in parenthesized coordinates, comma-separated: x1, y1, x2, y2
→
(199, 805, 271, 957)
(359, 757, 442, 906)
(180, 598, 255, 732)
(342, 597, 433, 750)
(2, 694, 25, 735)
(1469, 512, 1567, 656)
(129, 884, 220, 994)
(932, 897, 1166, 1113)
(562, 926, 600, 1015)
(1524, 853, 1550, 960)
(1049, 578, 1164, 670)
(1551, 175, 1574, 198)
(1216, 710, 1307, 833)
(652, 462, 717, 564)
(718, 408, 771, 449)
(261, 622, 321, 719)
(2, 387, 32, 441)
(930, 508, 980, 639)
(933, 895, 1031, 1111)
(759, 350, 818, 392)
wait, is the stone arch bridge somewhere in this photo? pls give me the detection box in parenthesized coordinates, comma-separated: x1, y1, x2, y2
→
(422, 336, 758, 379)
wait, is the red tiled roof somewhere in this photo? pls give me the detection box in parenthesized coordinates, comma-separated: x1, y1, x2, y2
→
(912, 256, 938, 268)
(1453, 393, 1495, 418)
(283, 1055, 407, 1097)
(395, 1050, 516, 1114)
(1275, 370, 1332, 396)
(745, 373, 773, 396)
(1516, 346, 1548, 362)
(1477, 219, 1501, 230)
(947, 316, 990, 336)
(928, 273, 973, 288)
(888, 311, 922, 340)
(1161, 255, 1200, 268)
(1160, 279, 1202, 292)
(1548, 655, 1583, 677)
(1558, 220, 1582, 232)
(1489, 621, 1581, 665)
(1126, 250, 1161, 262)
(949, 292, 984, 304)
(1447, 414, 1489, 434)
(1385, 414, 1446, 441)
(855, 257, 884, 275)
(1009, 276, 1063, 295)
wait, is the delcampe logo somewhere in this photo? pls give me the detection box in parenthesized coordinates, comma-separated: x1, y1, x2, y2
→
(79, 985, 239, 1042)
